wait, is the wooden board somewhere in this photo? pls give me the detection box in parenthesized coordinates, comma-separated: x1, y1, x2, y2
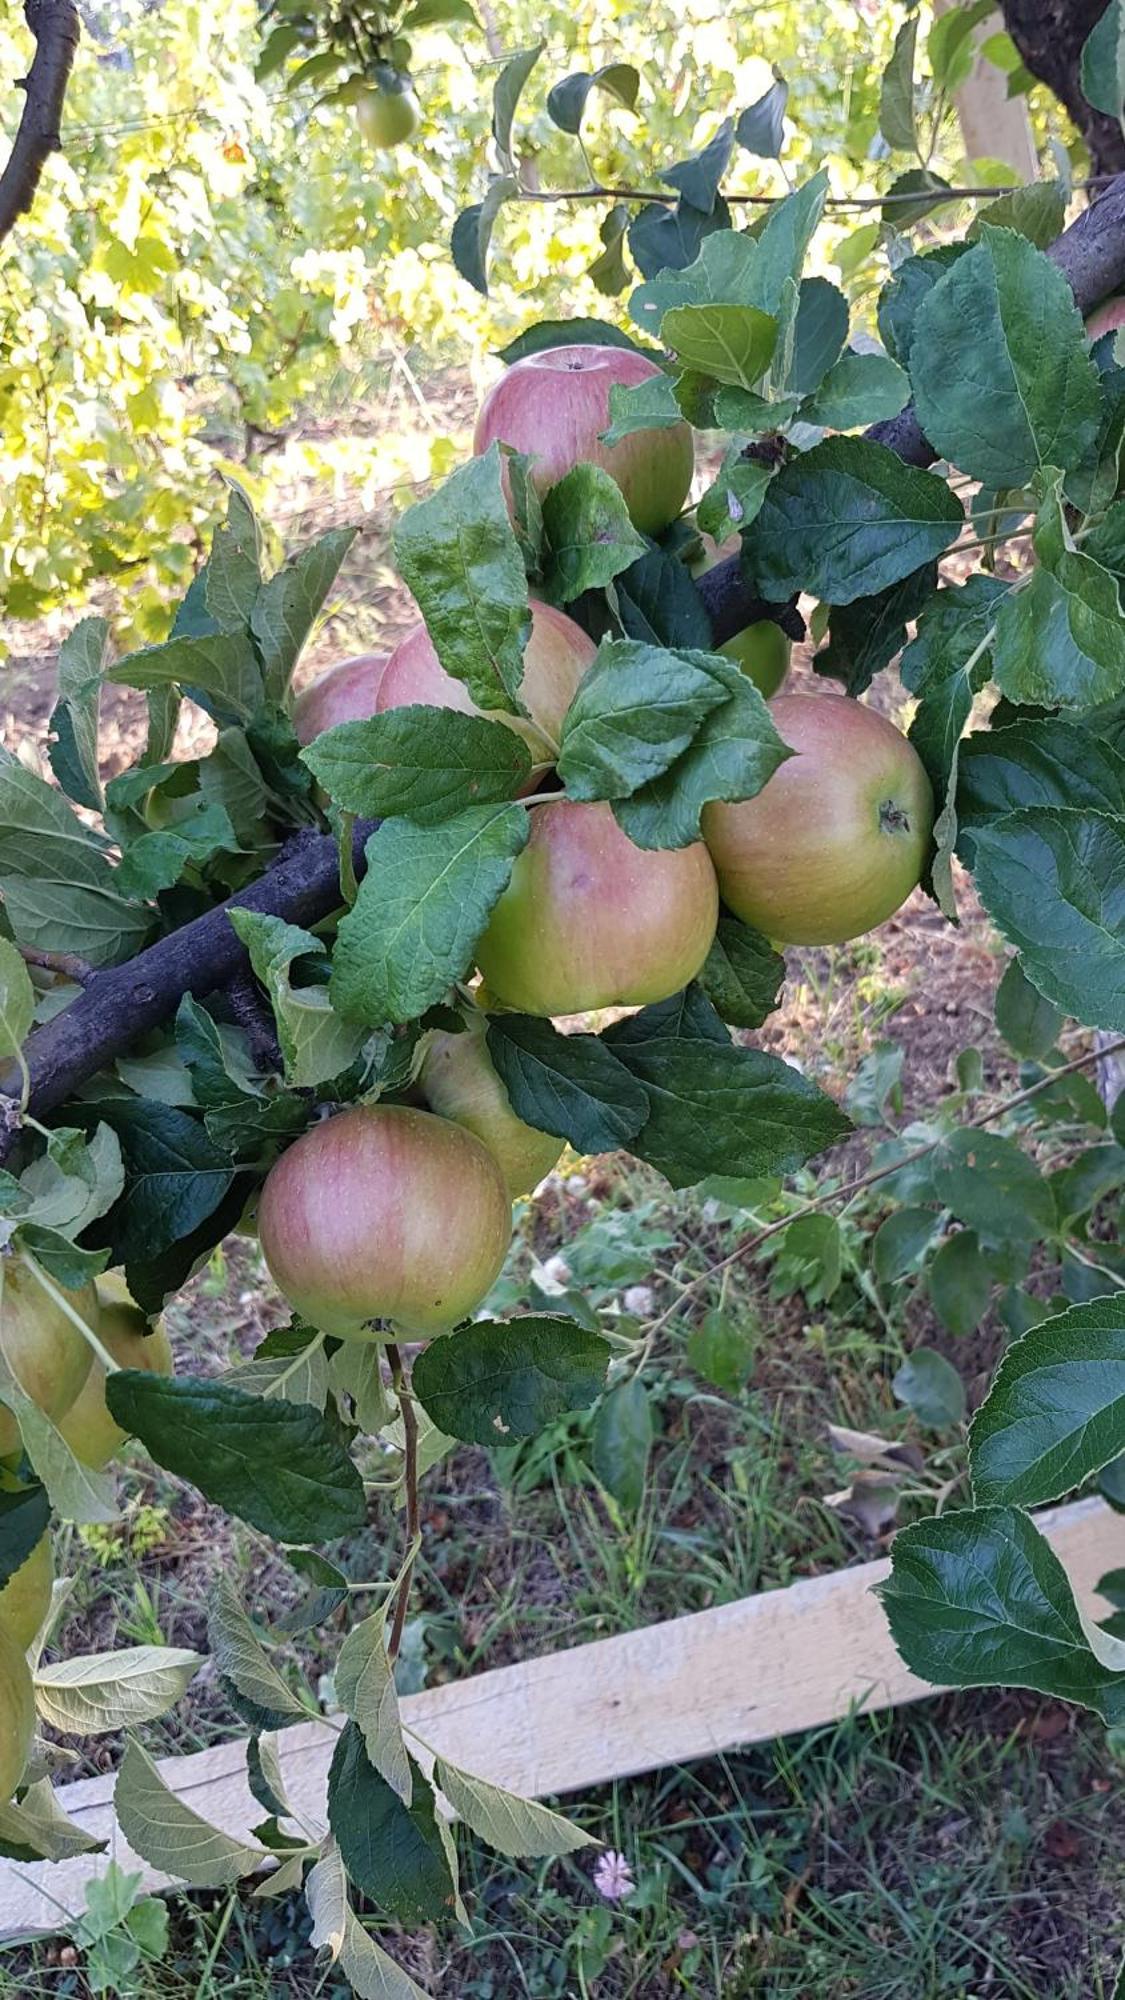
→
(2, 1495, 1119, 1939)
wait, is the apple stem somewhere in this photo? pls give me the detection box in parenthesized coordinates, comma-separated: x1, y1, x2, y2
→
(18, 1252, 120, 1377)
(385, 1339, 419, 1666)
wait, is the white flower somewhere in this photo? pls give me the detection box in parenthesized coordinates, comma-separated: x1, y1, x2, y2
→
(593, 1849, 635, 1902)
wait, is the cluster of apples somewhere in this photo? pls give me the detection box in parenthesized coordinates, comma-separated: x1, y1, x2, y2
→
(0, 1273, 173, 1799)
(261, 343, 933, 1344)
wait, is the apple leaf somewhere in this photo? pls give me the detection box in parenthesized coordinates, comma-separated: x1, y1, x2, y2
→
(801, 351, 909, 430)
(661, 302, 778, 390)
(485, 1013, 650, 1152)
(744, 437, 964, 605)
(992, 558, 1125, 712)
(957, 719, 1125, 836)
(600, 371, 685, 445)
(879, 1504, 1125, 1720)
(557, 640, 732, 799)
(611, 653, 789, 850)
(104, 1373, 367, 1542)
(300, 708, 531, 822)
(116, 1739, 266, 1889)
(604, 1003, 850, 1188)
(392, 449, 529, 712)
(971, 806, 1125, 1030)
(971, 1298, 1125, 1507)
(0, 1481, 50, 1592)
(327, 1722, 453, 1922)
(435, 1757, 592, 1856)
(900, 575, 1004, 807)
(330, 804, 528, 1026)
(412, 1316, 610, 1443)
(698, 914, 785, 1029)
(540, 464, 647, 604)
(910, 230, 1102, 486)
(931, 1130, 1056, 1243)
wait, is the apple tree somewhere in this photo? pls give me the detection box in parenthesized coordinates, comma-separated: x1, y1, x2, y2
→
(3, 0, 1125, 1992)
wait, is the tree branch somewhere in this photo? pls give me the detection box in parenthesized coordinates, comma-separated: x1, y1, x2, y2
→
(5, 172, 1125, 1148)
(0, 0, 80, 244)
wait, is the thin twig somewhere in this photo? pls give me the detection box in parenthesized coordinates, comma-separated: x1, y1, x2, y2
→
(17, 944, 94, 984)
(385, 1341, 419, 1666)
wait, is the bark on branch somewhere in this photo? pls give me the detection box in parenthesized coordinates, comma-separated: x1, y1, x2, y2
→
(5, 170, 1125, 1150)
(0, 0, 80, 244)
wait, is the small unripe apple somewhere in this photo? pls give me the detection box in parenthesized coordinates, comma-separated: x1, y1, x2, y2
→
(258, 1104, 512, 1337)
(703, 693, 933, 946)
(0, 1531, 52, 1650)
(292, 654, 390, 746)
(473, 345, 694, 536)
(692, 533, 789, 698)
(57, 1285, 174, 1469)
(0, 1619, 33, 1802)
(0, 1265, 95, 1459)
(475, 798, 719, 1015)
(1087, 295, 1125, 343)
(356, 79, 421, 148)
(420, 1015, 563, 1197)
(376, 600, 595, 773)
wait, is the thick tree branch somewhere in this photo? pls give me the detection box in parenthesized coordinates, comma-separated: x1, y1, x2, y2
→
(0, 0, 80, 244)
(5, 171, 1125, 1149)
(1000, 0, 1125, 177)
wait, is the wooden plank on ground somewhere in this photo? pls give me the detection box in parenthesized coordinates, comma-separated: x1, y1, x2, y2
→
(2, 1495, 1119, 1938)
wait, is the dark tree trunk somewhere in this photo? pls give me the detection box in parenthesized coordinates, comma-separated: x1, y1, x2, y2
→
(1001, 0, 1125, 175)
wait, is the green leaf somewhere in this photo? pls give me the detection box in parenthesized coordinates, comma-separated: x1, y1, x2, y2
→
(330, 806, 528, 1027)
(588, 205, 632, 297)
(816, 563, 939, 699)
(872, 1206, 942, 1284)
(306, 1846, 432, 1998)
(971, 806, 1125, 1031)
(335, 1612, 411, 1804)
(109, 630, 264, 725)
(451, 175, 517, 299)
(745, 437, 963, 605)
(545, 62, 638, 134)
(660, 119, 734, 215)
(113, 802, 239, 902)
(603, 1005, 850, 1189)
(435, 1757, 591, 1856)
(696, 452, 774, 544)
(965, 181, 1068, 249)
(801, 351, 909, 430)
(879, 15, 918, 152)
(971, 1297, 1125, 1506)
(227, 911, 367, 1090)
(893, 1348, 966, 1429)
(251, 527, 357, 706)
(789, 276, 849, 393)
(932, 1130, 1056, 1243)
(208, 1573, 309, 1727)
(49, 617, 108, 812)
(497, 318, 650, 364)
(412, 1317, 610, 1444)
(992, 558, 1125, 713)
(0, 751, 150, 969)
(910, 230, 1102, 486)
(485, 1014, 650, 1152)
(393, 450, 529, 712)
(772, 1212, 841, 1304)
(591, 1374, 652, 1509)
(698, 912, 785, 1030)
(995, 957, 1064, 1060)
(0, 1779, 106, 1864)
(661, 302, 778, 390)
(736, 74, 788, 159)
(746, 172, 829, 318)
(900, 575, 1004, 807)
(614, 547, 713, 649)
(80, 1100, 234, 1266)
(877, 245, 968, 369)
(0, 937, 35, 1070)
(327, 1722, 453, 1921)
(206, 486, 263, 634)
(612, 652, 790, 850)
(492, 43, 543, 167)
(556, 640, 732, 800)
(1081, 0, 1125, 117)
(882, 168, 957, 229)
(33, 1646, 202, 1736)
(540, 464, 647, 604)
(599, 370, 685, 445)
(928, 1229, 992, 1337)
(957, 719, 1125, 832)
(115, 1739, 265, 1889)
(400, 0, 479, 26)
(0, 1481, 49, 1591)
(104, 1374, 366, 1542)
(879, 1504, 1125, 1719)
(301, 709, 531, 823)
(686, 1307, 757, 1389)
